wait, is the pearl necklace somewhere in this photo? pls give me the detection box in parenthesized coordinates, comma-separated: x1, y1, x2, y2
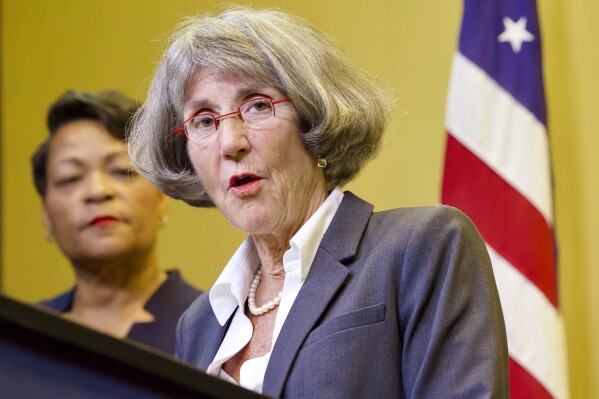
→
(247, 268, 283, 316)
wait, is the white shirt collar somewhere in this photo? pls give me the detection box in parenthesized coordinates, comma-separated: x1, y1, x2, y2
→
(209, 238, 260, 325)
(287, 188, 344, 281)
(209, 188, 344, 326)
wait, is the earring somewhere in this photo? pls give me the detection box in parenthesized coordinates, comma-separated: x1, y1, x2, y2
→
(160, 214, 169, 228)
(317, 156, 328, 168)
(45, 231, 55, 243)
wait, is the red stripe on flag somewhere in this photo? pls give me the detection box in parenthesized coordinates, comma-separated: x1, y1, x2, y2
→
(441, 134, 557, 306)
(509, 357, 554, 399)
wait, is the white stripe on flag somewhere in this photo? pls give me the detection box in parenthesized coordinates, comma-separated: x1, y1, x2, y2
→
(445, 52, 553, 223)
(488, 245, 569, 399)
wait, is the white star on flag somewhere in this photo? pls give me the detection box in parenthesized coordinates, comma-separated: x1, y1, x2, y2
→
(497, 16, 535, 53)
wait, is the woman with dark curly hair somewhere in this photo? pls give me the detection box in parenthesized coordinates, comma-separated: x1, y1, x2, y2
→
(128, 7, 508, 398)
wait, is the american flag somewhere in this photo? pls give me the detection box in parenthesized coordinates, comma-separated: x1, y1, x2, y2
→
(441, 0, 569, 398)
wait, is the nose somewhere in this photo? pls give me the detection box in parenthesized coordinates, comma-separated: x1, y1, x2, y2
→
(84, 171, 115, 203)
(218, 116, 250, 159)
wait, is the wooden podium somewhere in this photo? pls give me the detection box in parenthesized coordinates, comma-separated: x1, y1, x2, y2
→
(0, 294, 270, 399)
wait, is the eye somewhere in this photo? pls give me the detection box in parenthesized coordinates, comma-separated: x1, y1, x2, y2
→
(246, 99, 273, 113)
(54, 175, 81, 187)
(112, 168, 136, 178)
(190, 114, 215, 130)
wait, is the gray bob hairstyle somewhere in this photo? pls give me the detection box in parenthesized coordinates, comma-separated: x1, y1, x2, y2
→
(128, 7, 391, 207)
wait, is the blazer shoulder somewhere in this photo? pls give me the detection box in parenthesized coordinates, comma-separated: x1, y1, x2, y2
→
(372, 205, 481, 239)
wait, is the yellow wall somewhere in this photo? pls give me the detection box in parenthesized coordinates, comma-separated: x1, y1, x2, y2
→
(539, 1, 599, 397)
(1, 1, 596, 397)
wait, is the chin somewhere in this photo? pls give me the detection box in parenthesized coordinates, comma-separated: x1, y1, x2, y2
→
(80, 240, 137, 259)
(235, 218, 281, 236)
(225, 204, 273, 233)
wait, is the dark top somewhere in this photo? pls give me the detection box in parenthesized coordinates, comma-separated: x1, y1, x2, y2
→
(40, 269, 202, 355)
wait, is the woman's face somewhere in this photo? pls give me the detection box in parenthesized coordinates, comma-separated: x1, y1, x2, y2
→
(185, 69, 327, 237)
(42, 120, 167, 264)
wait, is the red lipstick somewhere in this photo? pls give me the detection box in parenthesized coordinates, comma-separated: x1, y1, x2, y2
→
(229, 174, 261, 188)
(89, 216, 118, 227)
(229, 174, 262, 196)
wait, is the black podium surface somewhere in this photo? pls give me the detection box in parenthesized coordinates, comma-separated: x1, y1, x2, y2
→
(0, 294, 270, 399)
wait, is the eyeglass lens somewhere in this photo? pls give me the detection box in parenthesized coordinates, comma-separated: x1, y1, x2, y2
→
(185, 98, 277, 141)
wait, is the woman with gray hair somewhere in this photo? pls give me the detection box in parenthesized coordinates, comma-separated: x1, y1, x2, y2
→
(129, 7, 508, 398)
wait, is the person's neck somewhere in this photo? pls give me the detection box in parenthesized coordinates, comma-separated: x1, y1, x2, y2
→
(70, 252, 166, 311)
(251, 183, 328, 278)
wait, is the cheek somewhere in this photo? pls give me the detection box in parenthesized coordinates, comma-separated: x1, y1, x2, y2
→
(46, 207, 78, 242)
(188, 147, 221, 193)
(187, 141, 212, 167)
(44, 197, 70, 225)
(127, 187, 162, 215)
(276, 141, 316, 177)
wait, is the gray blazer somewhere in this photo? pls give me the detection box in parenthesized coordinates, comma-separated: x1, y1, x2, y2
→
(176, 192, 509, 398)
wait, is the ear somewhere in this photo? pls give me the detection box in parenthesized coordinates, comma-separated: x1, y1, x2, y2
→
(157, 191, 169, 218)
(41, 202, 54, 235)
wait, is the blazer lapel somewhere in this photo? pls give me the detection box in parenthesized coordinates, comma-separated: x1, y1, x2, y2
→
(262, 192, 374, 397)
(198, 308, 235, 370)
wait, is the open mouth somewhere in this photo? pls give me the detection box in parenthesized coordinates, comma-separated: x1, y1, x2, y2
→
(230, 174, 261, 188)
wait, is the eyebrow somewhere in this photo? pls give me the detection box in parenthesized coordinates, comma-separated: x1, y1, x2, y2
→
(184, 84, 273, 114)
